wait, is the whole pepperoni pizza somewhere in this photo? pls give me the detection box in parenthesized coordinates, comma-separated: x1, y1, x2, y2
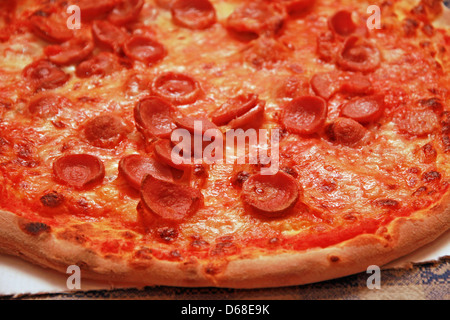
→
(0, 0, 449, 288)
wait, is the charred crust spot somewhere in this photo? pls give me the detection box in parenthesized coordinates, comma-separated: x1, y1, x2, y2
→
(422, 170, 441, 182)
(441, 112, 450, 133)
(190, 239, 210, 250)
(133, 247, 153, 260)
(205, 263, 223, 275)
(210, 241, 239, 257)
(442, 135, 450, 152)
(329, 255, 340, 263)
(421, 143, 437, 163)
(22, 222, 50, 236)
(231, 171, 250, 187)
(422, 24, 434, 37)
(157, 227, 178, 243)
(403, 18, 419, 37)
(413, 186, 428, 197)
(40, 191, 64, 208)
(57, 229, 87, 244)
(374, 199, 400, 209)
(407, 167, 420, 175)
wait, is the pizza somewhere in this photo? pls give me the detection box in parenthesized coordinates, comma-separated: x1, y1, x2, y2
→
(0, 0, 449, 289)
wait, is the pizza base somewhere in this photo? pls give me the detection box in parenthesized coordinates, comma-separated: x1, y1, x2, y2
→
(0, 191, 448, 289)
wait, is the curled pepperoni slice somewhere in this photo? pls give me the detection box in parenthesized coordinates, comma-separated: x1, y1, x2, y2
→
(341, 95, 385, 124)
(154, 138, 191, 170)
(92, 20, 128, 52)
(229, 101, 265, 130)
(108, 0, 144, 25)
(45, 37, 94, 66)
(328, 10, 356, 36)
(171, 0, 216, 30)
(23, 59, 70, 90)
(84, 114, 129, 148)
(281, 96, 328, 135)
(73, 0, 117, 21)
(119, 154, 173, 190)
(141, 174, 203, 221)
(123, 35, 167, 65)
(76, 52, 118, 78)
(134, 96, 177, 139)
(211, 94, 259, 126)
(242, 171, 299, 215)
(151, 72, 202, 105)
(227, 2, 287, 37)
(310, 72, 340, 100)
(328, 117, 366, 145)
(337, 36, 381, 73)
(28, 94, 71, 118)
(30, 14, 74, 43)
(53, 154, 105, 189)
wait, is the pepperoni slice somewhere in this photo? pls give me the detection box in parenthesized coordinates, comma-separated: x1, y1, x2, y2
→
(134, 96, 177, 139)
(45, 37, 94, 66)
(337, 36, 381, 73)
(119, 154, 173, 190)
(229, 101, 265, 130)
(341, 95, 385, 124)
(84, 114, 129, 148)
(171, 0, 217, 30)
(328, 10, 357, 36)
(92, 20, 128, 52)
(73, 0, 117, 21)
(340, 74, 373, 95)
(310, 72, 340, 100)
(281, 96, 328, 135)
(227, 2, 287, 37)
(151, 72, 202, 105)
(53, 154, 105, 189)
(76, 52, 118, 78)
(211, 94, 259, 126)
(108, 0, 144, 25)
(140, 174, 203, 222)
(394, 109, 439, 137)
(154, 138, 191, 170)
(30, 14, 74, 43)
(28, 94, 71, 118)
(123, 35, 167, 65)
(328, 117, 366, 145)
(281, 0, 315, 15)
(23, 59, 70, 90)
(175, 116, 219, 134)
(241, 171, 299, 215)
(155, 0, 176, 9)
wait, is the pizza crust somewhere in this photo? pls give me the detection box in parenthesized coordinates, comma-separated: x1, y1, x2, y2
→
(0, 190, 449, 289)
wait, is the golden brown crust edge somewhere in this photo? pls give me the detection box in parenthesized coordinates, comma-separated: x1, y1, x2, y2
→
(0, 190, 449, 289)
